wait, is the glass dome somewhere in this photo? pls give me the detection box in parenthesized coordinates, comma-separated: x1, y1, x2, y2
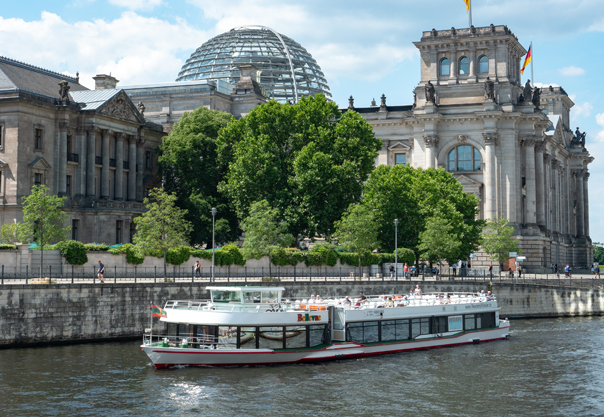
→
(176, 26, 331, 103)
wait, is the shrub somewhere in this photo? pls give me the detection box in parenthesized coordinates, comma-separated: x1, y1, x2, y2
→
(309, 242, 338, 267)
(190, 249, 212, 261)
(379, 249, 415, 266)
(57, 240, 88, 265)
(214, 249, 233, 266)
(0, 244, 17, 250)
(85, 243, 109, 251)
(121, 244, 144, 265)
(166, 245, 191, 266)
(222, 244, 245, 266)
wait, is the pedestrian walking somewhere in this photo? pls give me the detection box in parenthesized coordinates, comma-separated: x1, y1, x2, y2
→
(194, 260, 201, 278)
(389, 263, 395, 280)
(488, 263, 493, 279)
(97, 260, 105, 283)
(596, 265, 601, 279)
(404, 263, 409, 279)
(452, 263, 457, 276)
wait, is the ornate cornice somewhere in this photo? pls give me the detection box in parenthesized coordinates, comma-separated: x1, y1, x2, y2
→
(457, 134, 468, 144)
(521, 137, 535, 147)
(115, 132, 127, 141)
(534, 140, 546, 152)
(137, 134, 146, 146)
(422, 134, 439, 148)
(75, 126, 86, 135)
(543, 153, 551, 162)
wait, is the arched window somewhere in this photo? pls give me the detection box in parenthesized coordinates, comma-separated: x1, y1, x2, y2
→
(440, 58, 450, 76)
(448, 145, 482, 172)
(459, 57, 469, 75)
(478, 56, 489, 73)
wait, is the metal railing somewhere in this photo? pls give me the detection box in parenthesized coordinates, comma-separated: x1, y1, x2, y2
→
(0, 264, 601, 289)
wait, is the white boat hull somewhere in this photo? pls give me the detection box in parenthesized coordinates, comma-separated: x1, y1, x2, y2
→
(142, 322, 510, 368)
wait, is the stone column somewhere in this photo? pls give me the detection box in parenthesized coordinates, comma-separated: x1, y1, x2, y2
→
(422, 135, 439, 168)
(522, 138, 537, 225)
(74, 127, 86, 198)
(488, 41, 497, 79)
(57, 122, 68, 195)
(128, 136, 137, 201)
(553, 161, 561, 233)
(86, 127, 98, 197)
(468, 45, 476, 83)
(115, 133, 125, 201)
(543, 153, 551, 231)
(534, 142, 545, 227)
(429, 46, 438, 83)
(136, 136, 145, 202)
(566, 163, 572, 236)
(100, 130, 112, 200)
(449, 47, 457, 83)
(584, 172, 590, 237)
(574, 170, 584, 237)
(483, 133, 497, 220)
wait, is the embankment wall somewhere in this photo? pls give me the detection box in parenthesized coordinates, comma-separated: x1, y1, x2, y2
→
(1, 282, 603, 347)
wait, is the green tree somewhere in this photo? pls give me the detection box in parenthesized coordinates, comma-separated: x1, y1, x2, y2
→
(240, 200, 295, 277)
(0, 223, 19, 244)
(481, 217, 520, 268)
(362, 164, 483, 264)
(594, 245, 604, 265)
(158, 107, 236, 247)
(418, 215, 462, 272)
(18, 185, 69, 278)
(133, 188, 192, 278)
(218, 95, 381, 239)
(334, 204, 380, 278)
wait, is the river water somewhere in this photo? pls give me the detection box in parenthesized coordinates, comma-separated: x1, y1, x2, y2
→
(1, 317, 603, 417)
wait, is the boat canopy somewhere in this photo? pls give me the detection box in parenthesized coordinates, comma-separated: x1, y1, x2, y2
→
(206, 286, 285, 304)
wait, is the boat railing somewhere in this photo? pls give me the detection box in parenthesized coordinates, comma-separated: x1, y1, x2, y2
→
(143, 332, 236, 350)
(164, 300, 210, 310)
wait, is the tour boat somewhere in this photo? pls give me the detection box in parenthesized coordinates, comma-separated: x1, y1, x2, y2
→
(141, 286, 510, 368)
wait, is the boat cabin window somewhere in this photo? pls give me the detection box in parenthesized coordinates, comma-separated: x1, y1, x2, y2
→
(243, 291, 262, 303)
(262, 290, 279, 304)
(211, 290, 242, 303)
(432, 316, 447, 333)
(242, 290, 279, 304)
(464, 312, 496, 330)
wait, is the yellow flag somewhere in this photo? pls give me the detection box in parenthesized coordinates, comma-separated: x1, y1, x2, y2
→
(463, 0, 470, 12)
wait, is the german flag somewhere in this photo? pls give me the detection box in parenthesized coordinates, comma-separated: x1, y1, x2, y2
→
(151, 304, 167, 318)
(463, 0, 470, 12)
(521, 45, 532, 75)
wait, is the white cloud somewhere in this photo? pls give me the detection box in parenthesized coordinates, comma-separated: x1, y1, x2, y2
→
(559, 66, 586, 76)
(0, 12, 206, 88)
(534, 82, 559, 89)
(574, 102, 593, 117)
(108, 0, 163, 12)
(595, 113, 604, 142)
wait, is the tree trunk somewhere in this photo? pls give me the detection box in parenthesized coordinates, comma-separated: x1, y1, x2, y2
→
(163, 248, 167, 279)
(40, 246, 44, 279)
(268, 248, 272, 280)
(358, 251, 361, 281)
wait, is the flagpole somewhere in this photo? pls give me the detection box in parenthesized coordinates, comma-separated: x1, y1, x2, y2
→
(469, 0, 472, 27)
(530, 41, 534, 87)
(149, 301, 153, 345)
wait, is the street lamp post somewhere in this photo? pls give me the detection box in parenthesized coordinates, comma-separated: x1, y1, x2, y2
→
(394, 219, 399, 280)
(211, 207, 217, 282)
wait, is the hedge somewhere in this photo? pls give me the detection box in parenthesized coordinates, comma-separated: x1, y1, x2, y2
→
(0, 244, 17, 250)
(55, 240, 88, 265)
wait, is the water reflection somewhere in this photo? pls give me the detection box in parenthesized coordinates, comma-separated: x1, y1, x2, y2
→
(1, 317, 603, 416)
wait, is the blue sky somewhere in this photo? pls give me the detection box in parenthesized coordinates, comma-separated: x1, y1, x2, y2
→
(1, 0, 604, 241)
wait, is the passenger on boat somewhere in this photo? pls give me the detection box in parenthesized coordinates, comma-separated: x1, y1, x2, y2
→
(309, 295, 316, 303)
(386, 297, 395, 308)
(377, 296, 387, 308)
(486, 291, 494, 301)
(436, 293, 442, 303)
(315, 295, 322, 302)
(443, 294, 451, 304)
(359, 292, 367, 302)
(409, 290, 414, 298)
(479, 290, 487, 301)
(343, 296, 352, 306)
(414, 285, 422, 297)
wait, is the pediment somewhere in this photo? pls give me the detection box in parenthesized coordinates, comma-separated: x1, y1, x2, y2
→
(28, 156, 51, 170)
(97, 90, 144, 124)
(455, 174, 482, 186)
(387, 140, 412, 151)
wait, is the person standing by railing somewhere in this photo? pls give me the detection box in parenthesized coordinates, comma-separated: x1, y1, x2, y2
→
(97, 260, 105, 284)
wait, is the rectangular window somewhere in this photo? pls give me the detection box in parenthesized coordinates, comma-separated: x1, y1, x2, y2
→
(145, 150, 152, 169)
(394, 153, 406, 165)
(72, 219, 79, 241)
(34, 128, 43, 150)
(448, 315, 463, 332)
(465, 314, 476, 330)
(66, 175, 71, 196)
(34, 173, 42, 185)
(116, 220, 122, 244)
(130, 222, 136, 243)
(432, 316, 447, 334)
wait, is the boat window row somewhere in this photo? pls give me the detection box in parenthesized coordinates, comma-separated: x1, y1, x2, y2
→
(167, 323, 327, 350)
(345, 312, 496, 344)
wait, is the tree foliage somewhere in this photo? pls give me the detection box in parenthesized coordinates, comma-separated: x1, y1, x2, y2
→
(133, 188, 192, 277)
(418, 215, 462, 268)
(158, 107, 237, 247)
(594, 245, 604, 265)
(18, 185, 69, 277)
(362, 165, 483, 263)
(334, 204, 380, 275)
(240, 200, 295, 260)
(481, 217, 520, 266)
(55, 240, 88, 265)
(217, 95, 381, 238)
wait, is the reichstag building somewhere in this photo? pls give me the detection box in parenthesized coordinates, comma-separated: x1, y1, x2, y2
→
(0, 24, 593, 269)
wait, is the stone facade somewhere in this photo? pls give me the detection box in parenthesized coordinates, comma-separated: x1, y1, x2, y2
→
(347, 25, 593, 270)
(0, 56, 165, 244)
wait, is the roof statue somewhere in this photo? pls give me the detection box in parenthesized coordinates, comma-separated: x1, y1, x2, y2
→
(484, 77, 495, 100)
(523, 80, 532, 104)
(58, 80, 70, 103)
(425, 80, 435, 104)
